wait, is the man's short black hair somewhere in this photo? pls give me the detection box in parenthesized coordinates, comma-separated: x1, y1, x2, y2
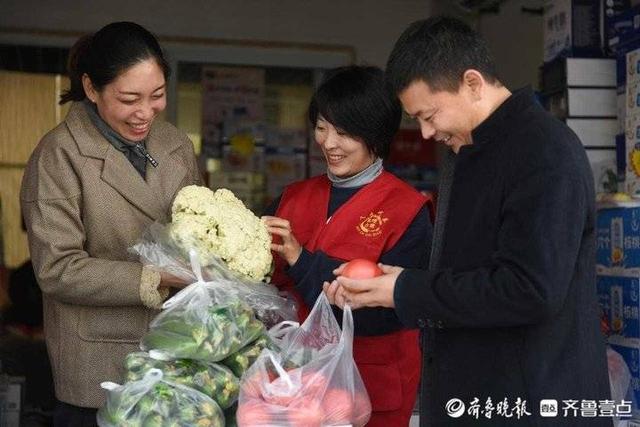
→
(386, 16, 500, 94)
(309, 65, 401, 159)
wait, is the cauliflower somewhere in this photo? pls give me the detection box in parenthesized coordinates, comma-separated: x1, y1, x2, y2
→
(169, 185, 272, 281)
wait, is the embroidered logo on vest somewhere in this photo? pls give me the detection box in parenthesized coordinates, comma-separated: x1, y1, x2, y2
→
(357, 211, 388, 237)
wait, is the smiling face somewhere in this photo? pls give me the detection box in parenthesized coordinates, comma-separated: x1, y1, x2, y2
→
(314, 117, 375, 178)
(399, 79, 478, 153)
(83, 58, 166, 142)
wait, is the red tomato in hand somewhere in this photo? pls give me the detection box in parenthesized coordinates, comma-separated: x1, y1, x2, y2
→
(341, 259, 383, 279)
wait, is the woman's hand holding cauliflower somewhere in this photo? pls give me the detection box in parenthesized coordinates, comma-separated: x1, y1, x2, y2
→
(262, 216, 303, 266)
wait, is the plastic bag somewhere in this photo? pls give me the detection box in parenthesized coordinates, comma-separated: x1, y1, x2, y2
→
(131, 222, 297, 326)
(140, 252, 266, 363)
(221, 333, 277, 379)
(236, 293, 371, 427)
(607, 346, 632, 427)
(608, 346, 631, 403)
(125, 351, 239, 409)
(97, 368, 224, 427)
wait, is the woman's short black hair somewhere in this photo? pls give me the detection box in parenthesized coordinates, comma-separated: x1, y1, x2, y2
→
(60, 21, 170, 104)
(308, 65, 401, 159)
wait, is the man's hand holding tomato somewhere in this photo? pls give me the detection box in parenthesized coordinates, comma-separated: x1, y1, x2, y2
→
(323, 258, 404, 310)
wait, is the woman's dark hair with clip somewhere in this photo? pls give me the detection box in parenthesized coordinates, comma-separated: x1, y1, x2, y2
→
(60, 21, 170, 105)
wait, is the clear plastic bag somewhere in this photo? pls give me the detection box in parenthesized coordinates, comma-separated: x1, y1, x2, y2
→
(131, 222, 297, 327)
(140, 252, 266, 363)
(237, 293, 371, 427)
(97, 368, 224, 427)
(608, 346, 631, 403)
(124, 351, 240, 409)
(221, 333, 277, 379)
(607, 346, 632, 427)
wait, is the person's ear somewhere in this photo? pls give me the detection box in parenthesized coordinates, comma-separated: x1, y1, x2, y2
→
(462, 69, 484, 101)
(82, 74, 98, 103)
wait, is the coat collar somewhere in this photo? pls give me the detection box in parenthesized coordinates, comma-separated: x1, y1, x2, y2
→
(65, 102, 187, 220)
(470, 86, 536, 147)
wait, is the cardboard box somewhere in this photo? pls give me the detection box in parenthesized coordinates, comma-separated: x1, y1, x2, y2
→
(628, 47, 640, 86)
(626, 114, 640, 193)
(224, 188, 265, 213)
(587, 147, 618, 193)
(597, 267, 640, 338)
(628, 82, 640, 116)
(217, 172, 265, 191)
(608, 5, 640, 53)
(265, 147, 307, 200)
(544, 88, 617, 118)
(621, 133, 629, 183)
(596, 202, 640, 268)
(622, 92, 629, 134)
(567, 118, 618, 147)
(387, 129, 437, 167)
(221, 143, 265, 173)
(542, 58, 616, 94)
(265, 128, 308, 149)
(0, 376, 23, 427)
(543, 0, 603, 63)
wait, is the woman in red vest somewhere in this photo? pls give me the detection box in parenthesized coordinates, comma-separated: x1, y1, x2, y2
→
(262, 66, 433, 426)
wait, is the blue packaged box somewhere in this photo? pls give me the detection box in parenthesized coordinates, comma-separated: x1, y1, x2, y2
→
(597, 268, 640, 338)
(597, 203, 640, 268)
(608, 5, 640, 54)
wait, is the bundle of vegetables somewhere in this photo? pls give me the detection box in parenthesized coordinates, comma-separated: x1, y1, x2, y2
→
(125, 352, 239, 409)
(97, 369, 224, 427)
(141, 297, 265, 363)
(221, 333, 275, 378)
(170, 185, 273, 281)
(130, 190, 299, 327)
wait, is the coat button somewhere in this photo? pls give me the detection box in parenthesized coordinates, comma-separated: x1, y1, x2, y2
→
(417, 318, 426, 328)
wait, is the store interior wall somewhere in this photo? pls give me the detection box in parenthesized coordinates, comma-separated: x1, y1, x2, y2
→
(0, 0, 435, 68)
(1, 0, 543, 87)
(433, 0, 544, 90)
(476, 1, 543, 90)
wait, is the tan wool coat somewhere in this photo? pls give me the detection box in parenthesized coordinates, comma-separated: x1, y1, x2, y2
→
(20, 102, 200, 407)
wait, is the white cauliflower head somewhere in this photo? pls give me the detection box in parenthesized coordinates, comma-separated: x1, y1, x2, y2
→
(170, 185, 272, 281)
(172, 185, 215, 217)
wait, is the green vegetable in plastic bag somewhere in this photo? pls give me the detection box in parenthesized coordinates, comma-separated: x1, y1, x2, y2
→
(141, 294, 265, 363)
(125, 352, 240, 409)
(221, 334, 275, 378)
(97, 369, 224, 427)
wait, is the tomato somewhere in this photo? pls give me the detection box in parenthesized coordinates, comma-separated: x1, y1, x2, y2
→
(237, 399, 272, 425)
(352, 391, 372, 426)
(321, 388, 353, 424)
(341, 259, 383, 279)
(288, 396, 323, 427)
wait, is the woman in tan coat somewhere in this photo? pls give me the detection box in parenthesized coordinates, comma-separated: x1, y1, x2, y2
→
(20, 22, 200, 426)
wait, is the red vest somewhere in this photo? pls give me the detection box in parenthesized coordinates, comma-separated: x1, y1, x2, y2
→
(273, 171, 425, 422)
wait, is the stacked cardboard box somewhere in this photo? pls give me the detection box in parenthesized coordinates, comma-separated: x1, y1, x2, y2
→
(541, 57, 618, 193)
(597, 202, 640, 419)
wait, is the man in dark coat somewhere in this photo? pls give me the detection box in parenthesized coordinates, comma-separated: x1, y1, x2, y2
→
(324, 16, 611, 426)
